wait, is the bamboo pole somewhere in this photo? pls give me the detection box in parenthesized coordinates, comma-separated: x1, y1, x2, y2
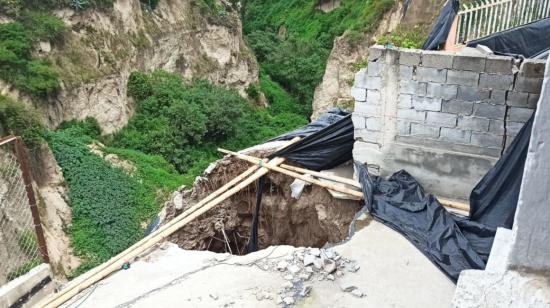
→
(218, 148, 364, 198)
(219, 149, 471, 213)
(38, 139, 300, 308)
(280, 164, 362, 188)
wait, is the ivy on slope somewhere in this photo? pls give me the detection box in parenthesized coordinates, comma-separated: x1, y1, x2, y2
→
(46, 120, 183, 273)
(243, 0, 395, 114)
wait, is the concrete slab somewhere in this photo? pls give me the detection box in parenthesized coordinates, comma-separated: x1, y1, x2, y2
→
(62, 221, 455, 308)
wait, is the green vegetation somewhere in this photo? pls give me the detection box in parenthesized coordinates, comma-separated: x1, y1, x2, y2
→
(0, 12, 65, 97)
(243, 0, 395, 114)
(0, 95, 45, 146)
(46, 119, 183, 272)
(7, 259, 41, 281)
(0, 0, 115, 15)
(114, 71, 307, 182)
(377, 24, 430, 49)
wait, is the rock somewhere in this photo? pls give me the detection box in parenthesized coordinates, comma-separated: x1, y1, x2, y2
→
(299, 273, 311, 281)
(351, 289, 366, 298)
(305, 267, 314, 273)
(277, 261, 289, 271)
(303, 254, 316, 266)
(340, 282, 357, 292)
(300, 286, 312, 297)
(327, 274, 335, 281)
(309, 248, 321, 257)
(347, 263, 360, 273)
(284, 274, 294, 281)
(288, 264, 301, 274)
(323, 259, 337, 273)
(313, 258, 323, 270)
(336, 270, 344, 277)
(283, 297, 295, 305)
(322, 249, 335, 259)
(283, 281, 294, 289)
(209, 293, 219, 300)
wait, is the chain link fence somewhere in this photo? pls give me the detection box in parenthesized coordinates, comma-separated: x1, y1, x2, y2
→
(0, 136, 48, 286)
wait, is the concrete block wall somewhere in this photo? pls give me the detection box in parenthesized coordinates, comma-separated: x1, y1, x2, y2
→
(352, 46, 545, 199)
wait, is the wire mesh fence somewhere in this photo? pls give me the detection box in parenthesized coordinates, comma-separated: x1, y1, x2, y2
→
(0, 136, 48, 286)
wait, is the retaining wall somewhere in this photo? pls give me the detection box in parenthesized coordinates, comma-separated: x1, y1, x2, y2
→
(352, 46, 546, 199)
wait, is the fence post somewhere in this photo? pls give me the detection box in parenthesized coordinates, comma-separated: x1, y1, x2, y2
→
(13, 137, 50, 264)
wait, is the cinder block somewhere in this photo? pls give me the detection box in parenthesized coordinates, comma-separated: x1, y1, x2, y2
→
(457, 116, 490, 131)
(354, 68, 368, 89)
(368, 45, 385, 61)
(488, 90, 506, 105)
(366, 90, 381, 105)
(397, 108, 426, 121)
(396, 120, 411, 135)
(471, 132, 503, 148)
(519, 59, 547, 78)
(507, 107, 534, 122)
(440, 127, 472, 143)
(457, 86, 490, 101)
(366, 117, 383, 131)
(366, 76, 382, 90)
(514, 76, 543, 93)
(355, 102, 381, 115)
(505, 91, 529, 108)
(426, 111, 457, 126)
(528, 94, 540, 108)
(421, 50, 453, 68)
(368, 62, 381, 77)
(398, 94, 413, 109)
(412, 96, 442, 111)
(400, 80, 419, 94)
(484, 55, 514, 74)
(441, 99, 474, 115)
(417, 82, 428, 96)
(416, 67, 447, 83)
(399, 49, 421, 66)
(473, 102, 506, 119)
(355, 129, 381, 143)
(446, 70, 479, 87)
(426, 83, 458, 100)
(506, 121, 525, 136)
(452, 54, 486, 71)
(489, 119, 505, 135)
(479, 74, 514, 90)
(351, 87, 367, 102)
(411, 123, 440, 138)
(353, 141, 381, 164)
(352, 115, 366, 129)
(400, 65, 414, 79)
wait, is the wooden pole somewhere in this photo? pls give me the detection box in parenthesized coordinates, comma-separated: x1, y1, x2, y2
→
(38, 139, 300, 307)
(280, 163, 362, 188)
(219, 149, 471, 213)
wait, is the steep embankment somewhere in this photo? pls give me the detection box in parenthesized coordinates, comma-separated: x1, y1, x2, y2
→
(2, 0, 258, 133)
(313, 0, 446, 118)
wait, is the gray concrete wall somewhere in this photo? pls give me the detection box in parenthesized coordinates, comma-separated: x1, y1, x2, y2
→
(352, 46, 545, 199)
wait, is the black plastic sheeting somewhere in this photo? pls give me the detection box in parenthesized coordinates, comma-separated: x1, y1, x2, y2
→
(422, 0, 459, 50)
(469, 115, 534, 228)
(466, 18, 550, 59)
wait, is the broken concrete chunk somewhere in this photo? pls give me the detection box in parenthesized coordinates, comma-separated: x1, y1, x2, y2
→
(322, 249, 335, 259)
(340, 282, 358, 292)
(284, 274, 294, 280)
(347, 263, 360, 273)
(323, 259, 337, 273)
(299, 273, 311, 281)
(209, 293, 219, 300)
(303, 254, 316, 266)
(277, 261, 289, 271)
(305, 266, 314, 273)
(288, 264, 301, 274)
(327, 274, 335, 281)
(283, 281, 294, 289)
(309, 248, 321, 256)
(300, 286, 312, 297)
(283, 297, 295, 305)
(351, 289, 366, 298)
(313, 258, 323, 269)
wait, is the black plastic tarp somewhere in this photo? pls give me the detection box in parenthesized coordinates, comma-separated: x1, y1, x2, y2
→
(422, 0, 459, 50)
(466, 18, 550, 58)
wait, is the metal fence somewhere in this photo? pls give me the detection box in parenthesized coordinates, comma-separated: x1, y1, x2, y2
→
(0, 136, 48, 286)
(456, 0, 550, 43)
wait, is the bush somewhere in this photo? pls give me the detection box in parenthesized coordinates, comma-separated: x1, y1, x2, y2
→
(0, 95, 45, 146)
(377, 25, 430, 49)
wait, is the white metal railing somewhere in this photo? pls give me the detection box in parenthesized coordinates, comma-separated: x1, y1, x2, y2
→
(456, 0, 550, 43)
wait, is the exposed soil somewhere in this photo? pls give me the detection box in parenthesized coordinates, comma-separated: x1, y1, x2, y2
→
(165, 144, 362, 254)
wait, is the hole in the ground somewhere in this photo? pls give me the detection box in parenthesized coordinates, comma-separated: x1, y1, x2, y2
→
(167, 158, 362, 255)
